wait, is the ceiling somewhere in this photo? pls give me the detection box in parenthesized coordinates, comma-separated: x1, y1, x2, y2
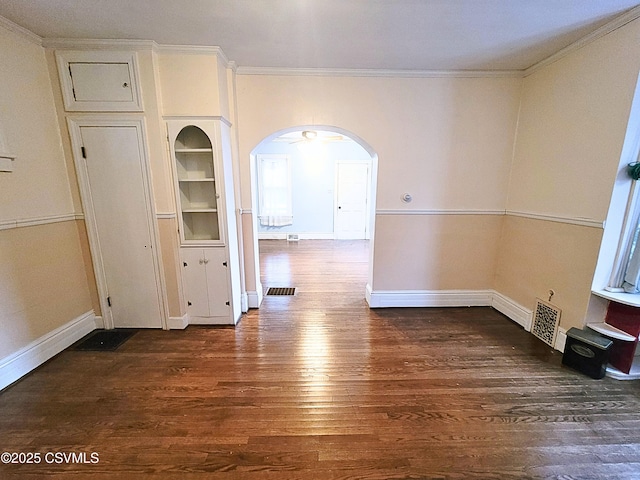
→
(1, 1, 640, 71)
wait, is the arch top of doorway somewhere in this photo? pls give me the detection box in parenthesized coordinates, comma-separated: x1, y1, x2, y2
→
(250, 124, 378, 159)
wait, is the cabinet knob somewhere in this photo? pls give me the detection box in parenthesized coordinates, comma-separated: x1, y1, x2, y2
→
(123, 82, 129, 88)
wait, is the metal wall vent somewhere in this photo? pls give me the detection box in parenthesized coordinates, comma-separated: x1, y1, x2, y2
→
(531, 298, 561, 347)
(266, 287, 296, 296)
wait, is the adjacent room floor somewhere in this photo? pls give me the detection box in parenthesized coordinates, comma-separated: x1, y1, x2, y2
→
(1, 240, 640, 479)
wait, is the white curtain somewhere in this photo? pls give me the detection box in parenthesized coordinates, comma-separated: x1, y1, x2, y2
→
(258, 155, 293, 227)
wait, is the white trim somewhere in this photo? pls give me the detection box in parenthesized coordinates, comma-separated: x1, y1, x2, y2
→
(376, 209, 505, 216)
(525, 6, 640, 77)
(67, 116, 169, 330)
(506, 210, 604, 228)
(375, 209, 603, 228)
(188, 316, 235, 326)
(366, 288, 495, 308)
(0, 311, 96, 391)
(155, 44, 230, 66)
(156, 212, 177, 219)
(247, 288, 263, 309)
(94, 316, 105, 329)
(592, 288, 640, 308)
(0, 213, 84, 231)
(168, 314, 189, 330)
(491, 291, 533, 331)
(43, 38, 156, 51)
(366, 287, 538, 337)
(258, 232, 335, 240)
(555, 328, 567, 353)
(236, 66, 522, 78)
(55, 50, 144, 112)
(241, 292, 249, 313)
(0, 14, 42, 45)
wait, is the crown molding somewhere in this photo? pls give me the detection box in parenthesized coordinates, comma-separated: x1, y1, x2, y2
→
(524, 5, 640, 77)
(42, 37, 156, 50)
(154, 44, 230, 66)
(0, 15, 42, 46)
(235, 66, 523, 79)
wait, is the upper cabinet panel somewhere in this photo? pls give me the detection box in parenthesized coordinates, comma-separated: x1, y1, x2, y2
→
(56, 51, 143, 112)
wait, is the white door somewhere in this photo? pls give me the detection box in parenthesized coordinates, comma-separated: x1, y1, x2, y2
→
(77, 125, 163, 328)
(335, 162, 370, 239)
(204, 248, 231, 318)
(182, 247, 230, 320)
(182, 248, 210, 318)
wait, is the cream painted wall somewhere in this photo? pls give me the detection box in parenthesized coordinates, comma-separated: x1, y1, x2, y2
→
(0, 27, 74, 222)
(500, 17, 640, 331)
(157, 51, 228, 118)
(508, 21, 640, 221)
(374, 214, 504, 290)
(0, 24, 92, 360)
(235, 74, 522, 293)
(494, 216, 602, 330)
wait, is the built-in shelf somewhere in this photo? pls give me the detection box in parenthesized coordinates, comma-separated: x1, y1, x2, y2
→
(175, 148, 213, 153)
(171, 124, 221, 243)
(592, 289, 640, 307)
(586, 322, 636, 341)
(606, 362, 640, 380)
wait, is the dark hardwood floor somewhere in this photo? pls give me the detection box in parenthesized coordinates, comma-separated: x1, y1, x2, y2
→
(2, 239, 640, 479)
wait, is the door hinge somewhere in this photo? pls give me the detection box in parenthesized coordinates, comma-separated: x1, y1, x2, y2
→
(81, 146, 86, 158)
(107, 296, 112, 307)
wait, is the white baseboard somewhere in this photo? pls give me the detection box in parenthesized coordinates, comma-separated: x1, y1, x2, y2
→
(258, 232, 335, 240)
(241, 292, 249, 313)
(366, 287, 494, 308)
(247, 289, 263, 309)
(491, 291, 533, 332)
(555, 327, 567, 352)
(189, 316, 235, 326)
(366, 287, 560, 350)
(0, 310, 97, 391)
(94, 315, 105, 329)
(168, 314, 189, 330)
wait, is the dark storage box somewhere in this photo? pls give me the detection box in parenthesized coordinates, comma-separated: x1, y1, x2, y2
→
(562, 327, 613, 379)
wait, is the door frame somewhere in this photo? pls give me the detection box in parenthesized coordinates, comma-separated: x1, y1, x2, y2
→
(67, 116, 169, 330)
(334, 160, 372, 240)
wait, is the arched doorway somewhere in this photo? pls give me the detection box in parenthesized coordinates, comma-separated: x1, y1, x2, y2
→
(248, 125, 378, 307)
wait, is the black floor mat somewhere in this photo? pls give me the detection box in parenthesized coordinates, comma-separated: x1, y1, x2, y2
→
(73, 330, 136, 351)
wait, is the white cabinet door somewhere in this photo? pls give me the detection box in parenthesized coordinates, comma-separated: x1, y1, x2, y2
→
(56, 51, 143, 112)
(203, 248, 231, 318)
(69, 62, 134, 103)
(182, 247, 230, 321)
(182, 248, 211, 318)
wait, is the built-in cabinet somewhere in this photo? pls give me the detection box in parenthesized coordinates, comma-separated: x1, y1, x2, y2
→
(168, 119, 241, 325)
(55, 50, 143, 112)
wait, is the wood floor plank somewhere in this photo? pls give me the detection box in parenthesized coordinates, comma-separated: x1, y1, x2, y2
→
(2, 239, 640, 479)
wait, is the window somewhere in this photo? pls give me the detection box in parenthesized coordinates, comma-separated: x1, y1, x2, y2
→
(257, 154, 293, 226)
